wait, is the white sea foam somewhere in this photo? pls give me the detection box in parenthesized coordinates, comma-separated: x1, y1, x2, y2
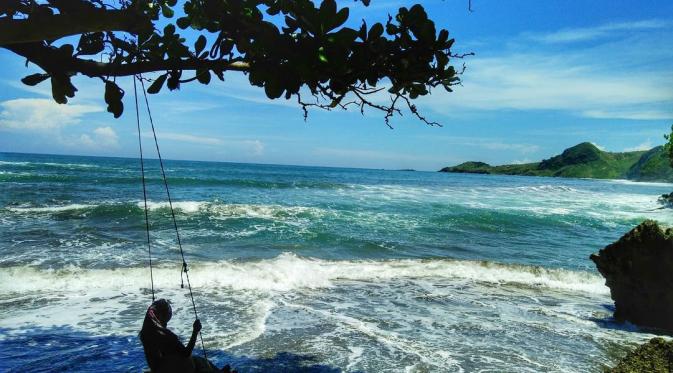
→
(140, 200, 207, 213)
(0, 160, 98, 169)
(138, 201, 326, 222)
(0, 253, 608, 295)
(606, 179, 673, 187)
(6, 203, 98, 213)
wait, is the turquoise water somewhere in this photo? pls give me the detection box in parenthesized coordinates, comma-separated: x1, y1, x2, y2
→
(1, 152, 671, 372)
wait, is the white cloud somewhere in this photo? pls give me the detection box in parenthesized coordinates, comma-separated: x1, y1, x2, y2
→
(511, 158, 535, 165)
(477, 142, 540, 154)
(623, 140, 654, 152)
(421, 50, 673, 120)
(312, 147, 434, 162)
(582, 109, 673, 120)
(245, 140, 265, 156)
(71, 127, 119, 149)
(93, 126, 119, 147)
(0, 98, 101, 130)
(144, 131, 265, 156)
(416, 135, 541, 155)
(528, 19, 670, 44)
(590, 142, 606, 151)
(149, 132, 225, 146)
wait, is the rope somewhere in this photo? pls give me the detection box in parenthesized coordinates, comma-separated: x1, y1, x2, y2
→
(137, 75, 208, 359)
(133, 76, 155, 302)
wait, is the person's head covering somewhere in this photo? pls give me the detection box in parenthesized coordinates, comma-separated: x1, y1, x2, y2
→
(139, 299, 175, 370)
(144, 298, 173, 331)
(152, 299, 173, 326)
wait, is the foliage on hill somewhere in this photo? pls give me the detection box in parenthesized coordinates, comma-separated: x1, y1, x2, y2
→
(440, 142, 673, 182)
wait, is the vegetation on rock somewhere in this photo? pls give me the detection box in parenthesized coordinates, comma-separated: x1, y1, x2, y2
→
(440, 142, 673, 182)
(607, 337, 673, 373)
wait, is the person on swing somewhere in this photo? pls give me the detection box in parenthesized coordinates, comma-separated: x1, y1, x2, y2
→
(139, 299, 236, 373)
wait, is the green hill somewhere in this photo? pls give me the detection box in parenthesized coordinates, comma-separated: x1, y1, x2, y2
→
(440, 142, 673, 182)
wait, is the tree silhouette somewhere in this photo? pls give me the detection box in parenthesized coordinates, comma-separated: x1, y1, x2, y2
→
(1, 0, 468, 126)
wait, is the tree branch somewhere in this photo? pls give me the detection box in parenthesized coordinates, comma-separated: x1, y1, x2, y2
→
(0, 9, 151, 46)
(4, 43, 249, 78)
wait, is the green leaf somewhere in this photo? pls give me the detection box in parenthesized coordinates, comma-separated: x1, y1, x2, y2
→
(176, 17, 190, 29)
(164, 24, 175, 36)
(194, 35, 207, 54)
(166, 71, 181, 90)
(369, 23, 383, 40)
(147, 74, 168, 94)
(319, 0, 337, 20)
(318, 47, 328, 63)
(264, 78, 283, 99)
(104, 81, 124, 118)
(77, 32, 104, 55)
(161, 4, 174, 18)
(50, 75, 77, 104)
(196, 69, 211, 85)
(438, 29, 449, 43)
(21, 73, 49, 86)
(359, 21, 367, 41)
(331, 7, 349, 30)
(213, 69, 225, 81)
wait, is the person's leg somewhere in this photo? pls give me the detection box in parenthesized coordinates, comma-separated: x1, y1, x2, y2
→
(191, 356, 218, 372)
(191, 356, 237, 373)
(156, 355, 196, 373)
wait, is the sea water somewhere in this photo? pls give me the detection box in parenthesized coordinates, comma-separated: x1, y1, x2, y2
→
(1, 152, 671, 372)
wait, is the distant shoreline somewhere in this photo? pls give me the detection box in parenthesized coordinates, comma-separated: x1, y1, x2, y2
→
(439, 142, 673, 184)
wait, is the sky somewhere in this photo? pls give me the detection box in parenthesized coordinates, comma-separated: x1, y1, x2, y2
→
(1, 0, 672, 171)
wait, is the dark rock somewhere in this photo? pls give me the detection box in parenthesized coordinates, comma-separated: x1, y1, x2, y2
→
(607, 337, 673, 372)
(659, 192, 673, 207)
(590, 220, 673, 331)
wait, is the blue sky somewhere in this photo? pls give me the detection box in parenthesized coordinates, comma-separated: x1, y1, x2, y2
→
(1, 0, 672, 171)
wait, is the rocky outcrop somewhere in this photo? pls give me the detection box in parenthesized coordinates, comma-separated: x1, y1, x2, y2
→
(608, 337, 673, 372)
(590, 220, 673, 331)
(659, 192, 673, 207)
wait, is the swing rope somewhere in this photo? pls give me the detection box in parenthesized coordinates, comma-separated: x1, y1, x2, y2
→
(134, 74, 207, 359)
(134, 76, 155, 303)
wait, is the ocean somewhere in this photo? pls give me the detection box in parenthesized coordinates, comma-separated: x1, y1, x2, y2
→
(1, 152, 671, 372)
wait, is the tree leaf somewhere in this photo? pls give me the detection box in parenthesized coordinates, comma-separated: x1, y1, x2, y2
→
(196, 69, 211, 85)
(176, 17, 190, 29)
(147, 74, 168, 94)
(318, 47, 328, 63)
(330, 7, 349, 30)
(195, 35, 207, 54)
(21, 73, 49, 86)
(161, 4, 174, 18)
(368, 23, 383, 40)
(76, 32, 104, 55)
(104, 81, 124, 118)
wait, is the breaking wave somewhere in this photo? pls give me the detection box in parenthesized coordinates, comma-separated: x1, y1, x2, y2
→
(0, 253, 608, 295)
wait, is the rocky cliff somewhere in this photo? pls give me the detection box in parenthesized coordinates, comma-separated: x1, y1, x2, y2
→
(590, 220, 673, 332)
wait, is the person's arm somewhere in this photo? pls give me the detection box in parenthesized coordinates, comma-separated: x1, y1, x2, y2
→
(184, 319, 202, 357)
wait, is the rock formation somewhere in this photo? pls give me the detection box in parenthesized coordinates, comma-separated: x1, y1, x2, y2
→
(659, 192, 673, 207)
(590, 220, 673, 331)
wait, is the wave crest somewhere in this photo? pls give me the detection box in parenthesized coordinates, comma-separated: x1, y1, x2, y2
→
(0, 253, 608, 295)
